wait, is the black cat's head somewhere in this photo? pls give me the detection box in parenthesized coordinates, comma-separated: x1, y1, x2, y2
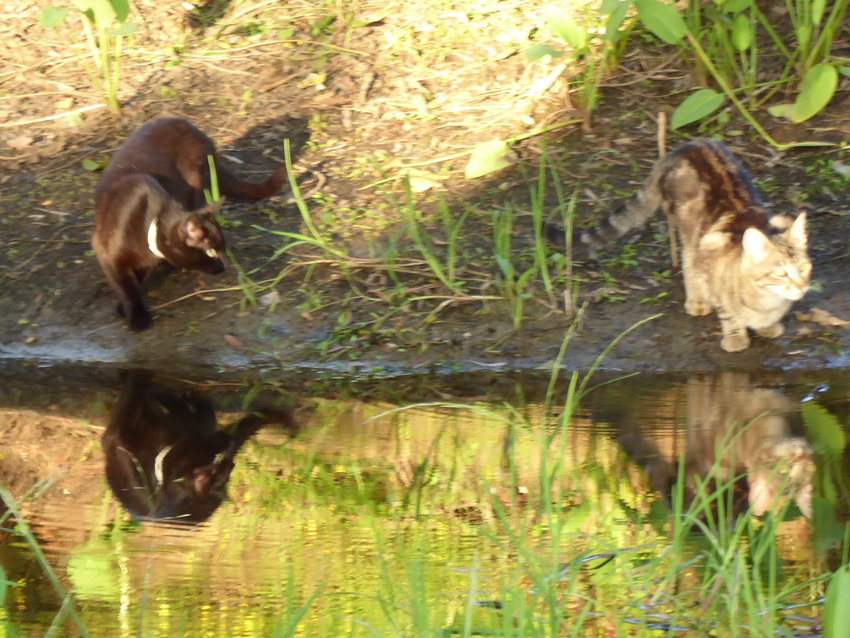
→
(179, 200, 226, 274)
(104, 433, 235, 524)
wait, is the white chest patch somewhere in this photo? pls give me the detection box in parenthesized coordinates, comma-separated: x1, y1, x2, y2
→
(153, 444, 174, 486)
(147, 219, 165, 258)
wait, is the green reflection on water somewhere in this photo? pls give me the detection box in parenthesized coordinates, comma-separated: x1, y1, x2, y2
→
(1, 374, 848, 637)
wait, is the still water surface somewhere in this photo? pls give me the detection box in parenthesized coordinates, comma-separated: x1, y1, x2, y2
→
(0, 364, 847, 636)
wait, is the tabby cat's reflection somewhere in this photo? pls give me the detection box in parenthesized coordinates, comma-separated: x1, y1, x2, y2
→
(617, 372, 813, 520)
(103, 371, 294, 524)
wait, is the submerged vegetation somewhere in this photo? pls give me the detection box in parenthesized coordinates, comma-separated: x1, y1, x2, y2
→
(2, 359, 850, 636)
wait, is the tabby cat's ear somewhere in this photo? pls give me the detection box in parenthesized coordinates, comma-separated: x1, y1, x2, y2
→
(742, 227, 771, 262)
(788, 212, 807, 248)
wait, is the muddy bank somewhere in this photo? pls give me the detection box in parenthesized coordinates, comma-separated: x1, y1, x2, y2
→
(2, 1, 850, 379)
(0, 246, 848, 380)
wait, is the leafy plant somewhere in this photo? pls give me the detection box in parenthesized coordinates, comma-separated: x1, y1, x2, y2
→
(629, 0, 846, 143)
(525, 5, 627, 127)
(492, 204, 536, 329)
(398, 178, 467, 295)
(824, 565, 850, 638)
(40, 0, 137, 114)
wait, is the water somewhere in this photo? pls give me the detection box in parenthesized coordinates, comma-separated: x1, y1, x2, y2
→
(1, 363, 847, 637)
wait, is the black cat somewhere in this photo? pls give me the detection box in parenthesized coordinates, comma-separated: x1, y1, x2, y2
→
(102, 371, 295, 523)
(92, 117, 290, 331)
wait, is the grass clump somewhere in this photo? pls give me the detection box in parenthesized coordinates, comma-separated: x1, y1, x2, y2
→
(2, 355, 847, 635)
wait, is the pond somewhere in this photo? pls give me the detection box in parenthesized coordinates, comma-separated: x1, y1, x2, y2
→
(1, 362, 848, 637)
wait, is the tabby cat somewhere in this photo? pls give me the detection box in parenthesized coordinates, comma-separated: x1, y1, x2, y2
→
(683, 372, 812, 519)
(92, 117, 290, 331)
(611, 373, 813, 522)
(102, 370, 295, 523)
(577, 139, 811, 352)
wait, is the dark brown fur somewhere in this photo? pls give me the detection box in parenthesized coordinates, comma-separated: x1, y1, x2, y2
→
(92, 117, 289, 331)
(102, 371, 295, 523)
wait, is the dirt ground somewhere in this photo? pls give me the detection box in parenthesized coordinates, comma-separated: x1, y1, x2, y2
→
(2, 0, 850, 380)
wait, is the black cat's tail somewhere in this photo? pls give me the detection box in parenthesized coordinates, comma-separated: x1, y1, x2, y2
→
(213, 159, 289, 202)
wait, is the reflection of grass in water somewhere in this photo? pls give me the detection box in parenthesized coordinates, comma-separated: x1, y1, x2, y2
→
(2, 326, 848, 635)
(0, 478, 90, 637)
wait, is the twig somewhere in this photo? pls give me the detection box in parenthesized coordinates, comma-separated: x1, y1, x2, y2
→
(33, 207, 71, 217)
(150, 286, 245, 311)
(0, 104, 106, 128)
(379, 120, 582, 172)
(187, 39, 366, 57)
(283, 170, 326, 204)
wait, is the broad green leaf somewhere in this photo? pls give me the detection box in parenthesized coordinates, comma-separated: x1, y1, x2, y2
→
(525, 44, 565, 61)
(74, 0, 116, 28)
(603, 2, 631, 42)
(723, 0, 753, 13)
(801, 401, 846, 453)
(767, 103, 795, 120)
(107, 21, 137, 36)
(404, 169, 440, 192)
(599, 0, 622, 15)
(812, 0, 826, 26)
(465, 140, 511, 179)
(40, 6, 70, 28)
(635, 0, 686, 44)
(824, 567, 850, 638)
(109, 0, 130, 23)
(81, 157, 109, 172)
(544, 7, 587, 50)
(793, 64, 838, 123)
(731, 13, 752, 51)
(839, 65, 850, 77)
(671, 88, 725, 129)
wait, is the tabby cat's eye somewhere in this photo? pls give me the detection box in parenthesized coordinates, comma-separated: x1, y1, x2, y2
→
(206, 248, 217, 258)
(774, 267, 788, 277)
(799, 262, 812, 275)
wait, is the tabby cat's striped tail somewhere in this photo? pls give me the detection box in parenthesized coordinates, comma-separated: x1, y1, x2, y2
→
(578, 159, 667, 253)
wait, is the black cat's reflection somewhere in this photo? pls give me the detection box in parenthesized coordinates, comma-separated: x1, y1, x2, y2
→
(603, 372, 813, 521)
(103, 371, 293, 523)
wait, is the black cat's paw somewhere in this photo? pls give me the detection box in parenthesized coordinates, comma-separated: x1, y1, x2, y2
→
(128, 313, 153, 332)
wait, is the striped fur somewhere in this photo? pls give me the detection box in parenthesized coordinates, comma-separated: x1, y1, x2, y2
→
(581, 140, 811, 352)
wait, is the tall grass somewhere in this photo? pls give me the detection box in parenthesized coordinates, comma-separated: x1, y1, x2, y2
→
(0, 480, 89, 637)
(2, 352, 845, 636)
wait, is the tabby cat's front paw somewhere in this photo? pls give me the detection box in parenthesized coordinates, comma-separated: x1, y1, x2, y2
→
(721, 333, 750, 352)
(685, 299, 712, 316)
(756, 323, 784, 339)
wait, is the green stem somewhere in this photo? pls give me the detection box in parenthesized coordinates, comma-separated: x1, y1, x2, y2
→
(806, 0, 850, 72)
(685, 31, 832, 150)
